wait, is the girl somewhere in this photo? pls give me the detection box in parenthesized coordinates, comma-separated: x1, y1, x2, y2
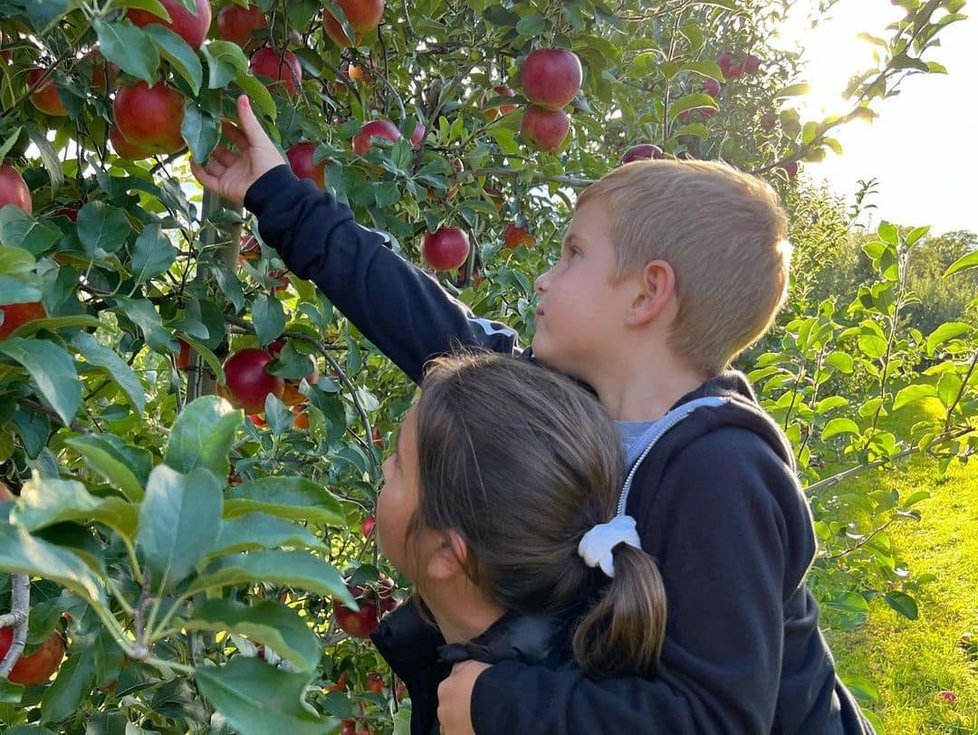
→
(370, 352, 666, 734)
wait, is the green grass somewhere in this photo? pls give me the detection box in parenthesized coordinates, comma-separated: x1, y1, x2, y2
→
(825, 455, 978, 734)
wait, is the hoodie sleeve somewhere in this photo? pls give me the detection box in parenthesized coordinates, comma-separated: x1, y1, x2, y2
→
(469, 428, 807, 734)
(244, 165, 520, 384)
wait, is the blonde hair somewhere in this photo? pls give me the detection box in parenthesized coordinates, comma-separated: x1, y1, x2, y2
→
(577, 159, 791, 376)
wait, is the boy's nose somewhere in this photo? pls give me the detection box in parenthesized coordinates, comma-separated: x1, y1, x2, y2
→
(534, 269, 551, 293)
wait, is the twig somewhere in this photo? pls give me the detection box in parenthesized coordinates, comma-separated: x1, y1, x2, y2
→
(0, 574, 31, 677)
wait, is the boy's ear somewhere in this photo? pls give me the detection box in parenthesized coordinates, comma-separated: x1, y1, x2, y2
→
(626, 259, 676, 326)
(424, 529, 469, 582)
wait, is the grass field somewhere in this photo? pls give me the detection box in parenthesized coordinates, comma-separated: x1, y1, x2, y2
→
(825, 453, 978, 734)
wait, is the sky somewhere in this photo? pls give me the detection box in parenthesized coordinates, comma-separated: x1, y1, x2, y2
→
(779, 0, 976, 236)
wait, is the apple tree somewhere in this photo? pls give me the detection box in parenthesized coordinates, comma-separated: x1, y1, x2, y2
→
(0, 0, 972, 731)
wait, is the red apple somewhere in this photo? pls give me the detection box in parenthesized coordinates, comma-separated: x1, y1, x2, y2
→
(620, 143, 663, 164)
(0, 163, 32, 214)
(0, 627, 66, 686)
(27, 68, 68, 116)
(0, 301, 46, 339)
(286, 142, 326, 188)
(108, 124, 155, 160)
(323, 0, 385, 47)
(519, 105, 570, 152)
(352, 119, 401, 155)
(421, 227, 469, 271)
(781, 160, 799, 180)
(484, 84, 516, 120)
(503, 223, 534, 250)
(291, 406, 309, 430)
(332, 586, 380, 638)
(216, 3, 267, 48)
(281, 357, 318, 406)
(175, 339, 192, 370)
(128, 0, 212, 50)
(409, 121, 426, 148)
(361, 514, 376, 538)
(743, 54, 762, 74)
(701, 77, 721, 97)
(88, 51, 118, 94)
(249, 48, 302, 96)
(222, 347, 285, 415)
(113, 81, 186, 156)
(519, 48, 582, 110)
(365, 672, 384, 693)
(239, 234, 261, 262)
(759, 111, 777, 132)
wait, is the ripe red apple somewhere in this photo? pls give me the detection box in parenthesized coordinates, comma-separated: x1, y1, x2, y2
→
(503, 223, 534, 250)
(216, 3, 267, 48)
(291, 406, 309, 430)
(0, 301, 46, 339)
(421, 227, 469, 271)
(484, 84, 516, 120)
(519, 48, 582, 110)
(128, 0, 212, 50)
(88, 51, 118, 94)
(701, 77, 721, 97)
(222, 348, 285, 415)
(323, 0, 385, 47)
(108, 124, 155, 160)
(0, 163, 32, 214)
(743, 54, 762, 74)
(520, 105, 570, 152)
(332, 587, 380, 638)
(352, 119, 401, 155)
(409, 121, 426, 148)
(27, 68, 68, 116)
(175, 339, 192, 370)
(781, 160, 799, 180)
(0, 627, 66, 686)
(365, 672, 384, 694)
(286, 142, 326, 188)
(361, 514, 376, 538)
(620, 143, 663, 164)
(249, 48, 302, 96)
(113, 81, 186, 156)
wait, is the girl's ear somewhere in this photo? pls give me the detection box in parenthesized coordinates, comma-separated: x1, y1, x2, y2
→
(425, 529, 469, 582)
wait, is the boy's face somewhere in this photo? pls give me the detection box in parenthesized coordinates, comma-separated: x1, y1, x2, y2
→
(532, 199, 634, 380)
(377, 405, 424, 580)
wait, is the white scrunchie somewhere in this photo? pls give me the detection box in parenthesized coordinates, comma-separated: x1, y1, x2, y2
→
(577, 514, 641, 578)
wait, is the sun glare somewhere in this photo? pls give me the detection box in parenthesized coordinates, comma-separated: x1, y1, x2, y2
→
(773, 0, 905, 120)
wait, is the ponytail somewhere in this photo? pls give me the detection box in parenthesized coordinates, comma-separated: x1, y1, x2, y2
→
(572, 544, 667, 679)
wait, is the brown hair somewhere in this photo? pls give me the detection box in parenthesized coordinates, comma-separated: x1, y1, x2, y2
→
(412, 352, 666, 678)
(577, 159, 792, 376)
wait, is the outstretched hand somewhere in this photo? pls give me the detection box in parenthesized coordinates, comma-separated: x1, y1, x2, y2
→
(190, 94, 287, 208)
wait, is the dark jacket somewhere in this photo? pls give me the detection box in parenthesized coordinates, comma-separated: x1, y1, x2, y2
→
(371, 604, 570, 735)
(245, 166, 875, 734)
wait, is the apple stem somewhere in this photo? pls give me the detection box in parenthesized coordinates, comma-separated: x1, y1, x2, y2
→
(0, 574, 30, 678)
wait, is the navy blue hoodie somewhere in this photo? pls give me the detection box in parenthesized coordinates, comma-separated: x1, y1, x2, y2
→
(245, 165, 875, 734)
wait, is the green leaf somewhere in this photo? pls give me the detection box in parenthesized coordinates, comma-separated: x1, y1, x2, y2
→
(814, 396, 848, 414)
(225, 477, 344, 525)
(877, 222, 899, 246)
(926, 321, 972, 355)
(114, 297, 171, 353)
(515, 14, 547, 35)
(137, 465, 223, 591)
(252, 295, 286, 346)
(184, 550, 351, 602)
(93, 19, 160, 84)
(892, 384, 938, 410)
(856, 334, 888, 360)
(27, 129, 64, 193)
(825, 351, 854, 373)
(0, 277, 41, 306)
(0, 208, 61, 256)
(72, 332, 146, 414)
(165, 395, 242, 478)
(131, 224, 177, 284)
(883, 590, 918, 619)
(77, 202, 131, 255)
(820, 418, 860, 440)
(39, 653, 96, 724)
(145, 24, 203, 95)
(937, 372, 963, 410)
(64, 434, 146, 502)
(202, 40, 249, 89)
(212, 513, 326, 557)
(776, 83, 811, 98)
(234, 72, 277, 120)
(944, 249, 978, 277)
(11, 475, 137, 540)
(0, 338, 81, 426)
(668, 93, 717, 120)
(0, 524, 106, 608)
(196, 657, 334, 735)
(188, 599, 322, 672)
(182, 104, 220, 164)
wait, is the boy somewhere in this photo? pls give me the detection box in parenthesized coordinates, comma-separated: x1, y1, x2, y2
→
(193, 96, 874, 734)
